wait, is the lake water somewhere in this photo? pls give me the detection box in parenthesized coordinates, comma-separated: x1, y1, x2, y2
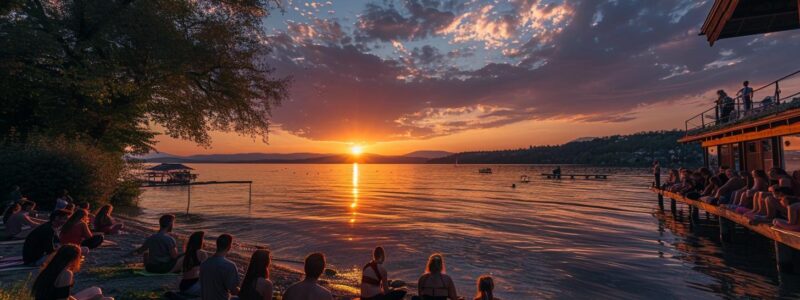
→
(136, 164, 800, 299)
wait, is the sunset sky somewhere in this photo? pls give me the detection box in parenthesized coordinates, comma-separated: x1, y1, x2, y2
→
(155, 0, 800, 156)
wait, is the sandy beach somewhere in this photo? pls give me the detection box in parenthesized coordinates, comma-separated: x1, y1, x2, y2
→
(0, 213, 364, 300)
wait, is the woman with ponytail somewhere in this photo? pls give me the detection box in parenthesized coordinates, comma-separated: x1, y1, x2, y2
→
(474, 276, 501, 300)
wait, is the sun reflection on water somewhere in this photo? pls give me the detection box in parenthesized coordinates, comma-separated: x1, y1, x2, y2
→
(349, 163, 358, 225)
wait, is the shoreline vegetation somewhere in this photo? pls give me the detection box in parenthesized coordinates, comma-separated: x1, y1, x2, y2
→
(135, 130, 702, 168)
(0, 213, 363, 300)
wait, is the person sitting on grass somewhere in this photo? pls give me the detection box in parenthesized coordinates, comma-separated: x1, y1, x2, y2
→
(474, 275, 501, 300)
(54, 189, 73, 211)
(200, 234, 240, 300)
(31, 244, 115, 300)
(175, 231, 208, 296)
(130, 214, 180, 273)
(416, 253, 458, 300)
(239, 249, 273, 300)
(361, 246, 407, 300)
(59, 209, 104, 251)
(283, 252, 333, 300)
(5, 201, 44, 239)
(77, 202, 94, 224)
(93, 204, 124, 235)
(23, 209, 70, 266)
(2, 202, 20, 224)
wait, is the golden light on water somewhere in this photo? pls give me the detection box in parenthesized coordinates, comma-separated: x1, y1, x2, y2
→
(350, 163, 359, 225)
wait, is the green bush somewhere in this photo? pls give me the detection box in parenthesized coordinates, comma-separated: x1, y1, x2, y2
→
(0, 138, 140, 209)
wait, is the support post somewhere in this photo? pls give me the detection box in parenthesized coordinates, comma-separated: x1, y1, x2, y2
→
(249, 182, 252, 206)
(690, 206, 700, 224)
(658, 194, 664, 210)
(670, 198, 677, 214)
(719, 217, 735, 242)
(186, 185, 191, 215)
(775, 241, 799, 274)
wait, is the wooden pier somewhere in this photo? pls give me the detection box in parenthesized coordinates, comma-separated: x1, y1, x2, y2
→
(653, 188, 800, 273)
(140, 180, 253, 214)
(540, 173, 609, 179)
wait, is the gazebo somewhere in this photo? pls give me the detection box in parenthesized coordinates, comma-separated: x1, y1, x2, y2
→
(144, 163, 198, 185)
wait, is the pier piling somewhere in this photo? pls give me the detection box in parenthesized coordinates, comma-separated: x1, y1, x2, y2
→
(658, 194, 664, 210)
(775, 242, 800, 274)
(719, 217, 735, 243)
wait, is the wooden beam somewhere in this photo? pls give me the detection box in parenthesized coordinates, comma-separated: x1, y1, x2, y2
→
(708, 0, 739, 45)
(700, 122, 800, 147)
(681, 107, 800, 144)
(653, 188, 800, 251)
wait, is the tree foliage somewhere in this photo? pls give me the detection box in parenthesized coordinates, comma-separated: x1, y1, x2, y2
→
(0, 0, 288, 153)
(429, 130, 704, 168)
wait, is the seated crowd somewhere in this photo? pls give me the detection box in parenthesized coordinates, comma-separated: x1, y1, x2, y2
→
(660, 166, 800, 231)
(3, 187, 501, 300)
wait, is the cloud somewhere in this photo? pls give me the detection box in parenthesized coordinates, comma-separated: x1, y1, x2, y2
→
(355, 0, 455, 42)
(262, 0, 800, 142)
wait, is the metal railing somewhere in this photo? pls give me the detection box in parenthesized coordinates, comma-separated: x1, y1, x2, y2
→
(685, 69, 800, 134)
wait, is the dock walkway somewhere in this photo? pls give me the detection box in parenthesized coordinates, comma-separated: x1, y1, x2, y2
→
(653, 188, 800, 250)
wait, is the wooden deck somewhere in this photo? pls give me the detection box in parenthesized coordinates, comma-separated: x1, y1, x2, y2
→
(653, 188, 800, 251)
(540, 173, 609, 179)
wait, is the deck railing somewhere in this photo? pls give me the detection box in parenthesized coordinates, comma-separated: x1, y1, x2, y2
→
(684, 69, 800, 135)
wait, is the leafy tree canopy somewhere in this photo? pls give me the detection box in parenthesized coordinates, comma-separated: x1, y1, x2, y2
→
(0, 0, 289, 153)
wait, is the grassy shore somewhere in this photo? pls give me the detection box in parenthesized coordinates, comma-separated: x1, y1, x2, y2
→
(0, 213, 364, 300)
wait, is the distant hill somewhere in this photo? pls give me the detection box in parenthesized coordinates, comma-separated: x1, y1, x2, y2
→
(131, 152, 430, 164)
(428, 130, 702, 167)
(403, 150, 453, 159)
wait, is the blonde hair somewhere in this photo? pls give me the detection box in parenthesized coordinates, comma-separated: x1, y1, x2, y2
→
(426, 253, 445, 274)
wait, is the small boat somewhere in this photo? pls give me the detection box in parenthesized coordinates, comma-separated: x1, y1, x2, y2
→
(478, 168, 492, 174)
(520, 175, 531, 183)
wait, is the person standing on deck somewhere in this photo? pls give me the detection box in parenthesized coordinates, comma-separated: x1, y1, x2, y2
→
(716, 90, 734, 123)
(653, 160, 661, 188)
(739, 81, 754, 112)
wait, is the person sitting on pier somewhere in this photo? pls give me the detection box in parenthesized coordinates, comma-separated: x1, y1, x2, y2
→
(361, 246, 407, 300)
(416, 253, 458, 300)
(5, 201, 44, 239)
(726, 170, 769, 211)
(474, 275, 501, 300)
(31, 244, 115, 300)
(239, 249, 273, 300)
(713, 169, 746, 205)
(200, 234, 240, 300)
(699, 176, 724, 203)
(94, 204, 124, 235)
(747, 186, 796, 224)
(773, 196, 800, 231)
(283, 252, 333, 300)
(131, 214, 180, 273)
(23, 209, 70, 266)
(176, 231, 208, 296)
(664, 169, 680, 190)
(59, 208, 104, 251)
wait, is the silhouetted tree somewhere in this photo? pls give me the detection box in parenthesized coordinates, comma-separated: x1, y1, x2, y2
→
(0, 0, 288, 153)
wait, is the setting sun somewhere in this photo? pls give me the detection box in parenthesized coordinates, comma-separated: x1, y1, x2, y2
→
(351, 145, 363, 156)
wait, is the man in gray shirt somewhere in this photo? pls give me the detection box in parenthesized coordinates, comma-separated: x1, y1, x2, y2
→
(201, 234, 240, 300)
(131, 214, 179, 273)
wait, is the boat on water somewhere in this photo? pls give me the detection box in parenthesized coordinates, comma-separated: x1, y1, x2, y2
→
(478, 168, 492, 174)
(142, 163, 198, 186)
(520, 175, 531, 183)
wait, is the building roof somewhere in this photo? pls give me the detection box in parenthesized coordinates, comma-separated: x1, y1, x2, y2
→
(701, 0, 800, 46)
(146, 163, 194, 171)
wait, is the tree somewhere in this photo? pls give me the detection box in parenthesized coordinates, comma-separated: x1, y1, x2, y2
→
(0, 0, 288, 153)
